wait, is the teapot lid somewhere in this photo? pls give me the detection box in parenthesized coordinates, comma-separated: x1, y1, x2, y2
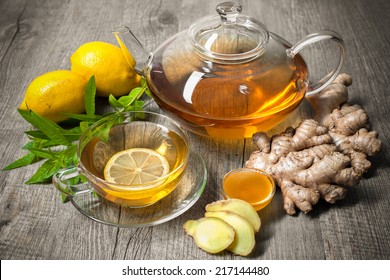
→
(188, 1, 269, 63)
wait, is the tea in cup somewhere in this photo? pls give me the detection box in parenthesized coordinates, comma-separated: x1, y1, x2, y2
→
(53, 111, 190, 207)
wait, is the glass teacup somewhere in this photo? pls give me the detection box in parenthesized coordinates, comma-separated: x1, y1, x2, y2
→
(53, 111, 190, 207)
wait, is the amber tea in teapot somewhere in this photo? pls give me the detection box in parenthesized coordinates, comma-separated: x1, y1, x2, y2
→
(148, 35, 308, 138)
(115, 2, 344, 139)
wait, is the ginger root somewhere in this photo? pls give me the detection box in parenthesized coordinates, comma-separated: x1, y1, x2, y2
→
(245, 74, 381, 215)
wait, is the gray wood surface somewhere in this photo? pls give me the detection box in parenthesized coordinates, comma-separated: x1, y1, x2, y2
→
(0, 0, 389, 260)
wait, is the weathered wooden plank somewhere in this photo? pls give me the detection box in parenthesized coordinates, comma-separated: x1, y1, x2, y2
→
(0, 0, 389, 260)
(0, 0, 26, 63)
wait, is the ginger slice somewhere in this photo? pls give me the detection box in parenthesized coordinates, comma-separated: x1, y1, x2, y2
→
(205, 211, 255, 256)
(206, 199, 261, 232)
(183, 217, 235, 254)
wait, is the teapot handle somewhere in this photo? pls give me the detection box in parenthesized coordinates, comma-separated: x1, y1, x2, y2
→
(286, 30, 345, 96)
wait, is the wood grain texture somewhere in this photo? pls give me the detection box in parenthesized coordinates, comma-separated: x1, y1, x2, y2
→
(0, 0, 389, 260)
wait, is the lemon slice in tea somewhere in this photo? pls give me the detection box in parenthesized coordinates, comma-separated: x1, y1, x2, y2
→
(103, 148, 170, 186)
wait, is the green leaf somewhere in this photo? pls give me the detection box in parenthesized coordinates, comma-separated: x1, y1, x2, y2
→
(26, 159, 63, 184)
(108, 94, 123, 109)
(85, 76, 96, 117)
(25, 130, 49, 139)
(61, 126, 83, 142)
(68, 175, 84, 186)
(145, 88, 153, 98)
(141, 77, 147, 88)
(23, 138, 60, 149)
(25, 145, 77, 184)
(27, 147, 56, 160)
(26, 126, 82, 143)
(141, 78, 152, 97)
(60, 144, 77, 160)
(62, 113, 102, 122)
(129, 100, 145, 112)
(2, 153, 41, 170)
(18, 109, 71, 146)
(144, 87, 152, 97)
(22, 141, 37, 150)
(79, 113, 123, 150)
(122, 87, 144, 108)
(61, 193, 70, 203)
(79, 121, 90, 133)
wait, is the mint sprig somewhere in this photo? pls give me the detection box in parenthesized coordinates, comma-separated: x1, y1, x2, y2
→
(2, 76, 149, 184)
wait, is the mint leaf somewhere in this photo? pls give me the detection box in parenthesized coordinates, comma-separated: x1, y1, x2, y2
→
(119, 87, 141, 106)
(145, 87, 152, 97)
(25, 145, 78, 184)
(18, 109, 71, 146)
(85, 76, 96, 117)
(28, 147, 56, 159)
(23, 138, 60, 149)
(108, 94, 123, 109)
(2, 153, 41, 170)
(141, 78, 152, 97)
(122, 87, 144, 109)
(61, 193, 70, 203)
(60, 145, 77, 163)
(26, 127, 82, 142)
(62, 113, 102, 122)
(141, 77, 147, 88)
(79, 121, 90, 133)
(79, 113, 123, 151)
(25, 130, 49, 139)
(127, 100, 144, 112)
(95, 114, 124, 142)
(61, 126, 83, 142)
(26, 159, 63, 184)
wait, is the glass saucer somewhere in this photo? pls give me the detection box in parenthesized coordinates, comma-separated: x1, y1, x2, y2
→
(68, 151, 207, 228)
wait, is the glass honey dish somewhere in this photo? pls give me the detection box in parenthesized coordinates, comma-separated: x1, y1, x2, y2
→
(222, 168, 275, 211)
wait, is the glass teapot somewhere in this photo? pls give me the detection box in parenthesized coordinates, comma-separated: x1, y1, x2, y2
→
(114, 1, 344, 139)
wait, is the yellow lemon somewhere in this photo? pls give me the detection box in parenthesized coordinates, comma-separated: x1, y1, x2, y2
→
(103, 148, 170, 186)
(70, 41, 141, 97)
(20, 70, 87, 123)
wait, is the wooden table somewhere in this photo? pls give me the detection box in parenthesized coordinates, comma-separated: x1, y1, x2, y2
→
(1, 0, 389, 260)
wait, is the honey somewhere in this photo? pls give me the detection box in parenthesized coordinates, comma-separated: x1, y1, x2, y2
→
(222, 168, 275, 211)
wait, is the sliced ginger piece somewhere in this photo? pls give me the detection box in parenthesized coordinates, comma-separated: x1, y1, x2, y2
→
(206, 199, 261, 232)
(183, 217, 235, 254)
(205, 211, 255, 256)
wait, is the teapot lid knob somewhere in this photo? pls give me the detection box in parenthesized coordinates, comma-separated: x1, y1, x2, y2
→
(216, 1, 242, 23)
(188, 1, 269, 63)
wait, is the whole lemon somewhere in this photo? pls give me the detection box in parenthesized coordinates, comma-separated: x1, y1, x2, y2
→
(70, 41, 140, 97)
(20, 70, 87, 123)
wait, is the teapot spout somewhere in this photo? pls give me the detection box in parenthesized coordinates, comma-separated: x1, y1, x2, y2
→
(113, 26, 152, 75)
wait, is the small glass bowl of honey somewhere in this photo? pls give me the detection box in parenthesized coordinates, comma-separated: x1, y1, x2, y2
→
(222, 168, 275, 211)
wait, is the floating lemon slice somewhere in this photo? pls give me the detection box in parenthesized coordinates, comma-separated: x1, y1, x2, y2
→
(103, 148, 170, 186)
